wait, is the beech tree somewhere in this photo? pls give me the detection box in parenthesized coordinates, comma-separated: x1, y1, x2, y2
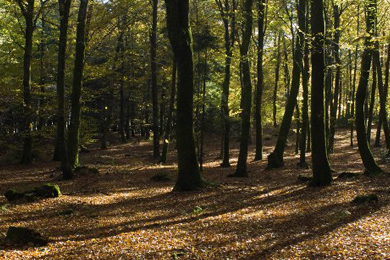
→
(164, 0, 205, 191)
(310, 0, 332, 186)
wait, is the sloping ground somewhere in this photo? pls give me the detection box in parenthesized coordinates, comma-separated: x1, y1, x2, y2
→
(1, 130, 390, 259)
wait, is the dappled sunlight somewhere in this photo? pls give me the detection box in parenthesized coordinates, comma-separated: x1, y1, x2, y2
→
(1, 129, 390, 259)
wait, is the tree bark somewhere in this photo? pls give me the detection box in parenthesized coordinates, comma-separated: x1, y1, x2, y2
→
(18, 0, 35, 165)
(310, 0, 332, 186)
(328, 4, 341, 153)
(160, 58, 176, 164)
(67, 0, 89, 168)
(355, 0, 383, 175)
(254, 0, 266, 161)
(267, 0, 305, 168)
(273, 32, 282, 127)
(151, 0, 160, 158)
(165, 0, 205, 191)
(56, 0, 73, 179)
(231, 0, 254, 177)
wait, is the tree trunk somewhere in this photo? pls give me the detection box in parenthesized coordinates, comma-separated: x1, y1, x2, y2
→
(229, 0, 253, 177)
(160, 58, 176, 164)
(367, 60, 376, 143)
(273, 32, 282, 127)
(355, 0, 383, 175)
(67, 0, 89, 169)
(19, 0, 35, 165)
(299, 0, 309, 168)
(328, 4, 341, 153)
(375, 41, 390, 147)
(267, 0, 305, 168)
(151, 0, 160, 158)
(373, 46, 390, 149)
(215, 0, 236, 168)
(310, 0, 332, 186)
(165, 0, 205, 191)
(254, 0, 266, 161)
(56, 0, 73, 179)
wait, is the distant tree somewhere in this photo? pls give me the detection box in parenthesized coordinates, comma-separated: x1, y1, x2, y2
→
(267, 0, 305, 169)
(215, 0, 237, 168)
(310, 0, 332, 186)
(230, 0, 253, 177)
(164, 0, 205, 191)
(15, 0, 45, 164)
(151, 0, 160, 159)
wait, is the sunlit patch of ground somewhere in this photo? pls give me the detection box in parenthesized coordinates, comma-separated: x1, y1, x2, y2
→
(1, 128, 390, 259)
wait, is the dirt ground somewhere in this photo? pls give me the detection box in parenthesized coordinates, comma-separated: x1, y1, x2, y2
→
(1, 128, 390, 259)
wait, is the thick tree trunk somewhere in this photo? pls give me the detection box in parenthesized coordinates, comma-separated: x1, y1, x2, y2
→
(165, 0, 205, 191)
(57, 0, 73, 179)
(231, 0, 253, 177)
(67, 0, 89, 168)
(310, 0, 332, 186)
(267, 0, 305, 168)
(355, 0, 383, 175)
(151, 0, 160, 158)
(254, 0, 266, 161)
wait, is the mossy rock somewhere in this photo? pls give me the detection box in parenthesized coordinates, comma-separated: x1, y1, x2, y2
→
(338, 172, 360, 179)
(74, 166, 99, 175)
(151, 172, 172, 182)
(34, 183, 61, 198)
(352, 194, 379, 204)
(4, 190, 25, 202)
(4, 183, 61, 202)
(6, 226, 48, 247)
(297, 175, 312, 183)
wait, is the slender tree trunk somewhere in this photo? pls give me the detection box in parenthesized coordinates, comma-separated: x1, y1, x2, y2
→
(38, 11, 46, 131)
(67, 0, 89, 168)
(355, 0, 382, 175)
(375, 41, 390, 147)
(151, 0, 160, 158)
(367, 60, 376, 143)
(328, 4, 341, 153)
(231, 0, 253, 177)
(199, 49, 208, 171)
(283, 36, 290, 97)
(267, 0, 305, 168)
(351, 44, 358, 146)
(254, 0, 266, 161)
(373, 46, 390, 149)
(160, 58, 176, 163)
(56, 0, 73, 179)
(216, 0, 236, 167)
(165, 0, 205, 191)
(299, 0, 309, 168)
(273, 32, 282, 127)
(19, 0, 35, 165)
(310, 0, 332, 186)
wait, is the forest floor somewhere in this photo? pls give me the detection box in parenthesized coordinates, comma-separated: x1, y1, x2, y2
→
(1, 128, 390, 259)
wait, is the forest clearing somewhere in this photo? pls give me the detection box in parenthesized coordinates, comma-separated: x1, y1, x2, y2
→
(1, 129, 390, 259)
